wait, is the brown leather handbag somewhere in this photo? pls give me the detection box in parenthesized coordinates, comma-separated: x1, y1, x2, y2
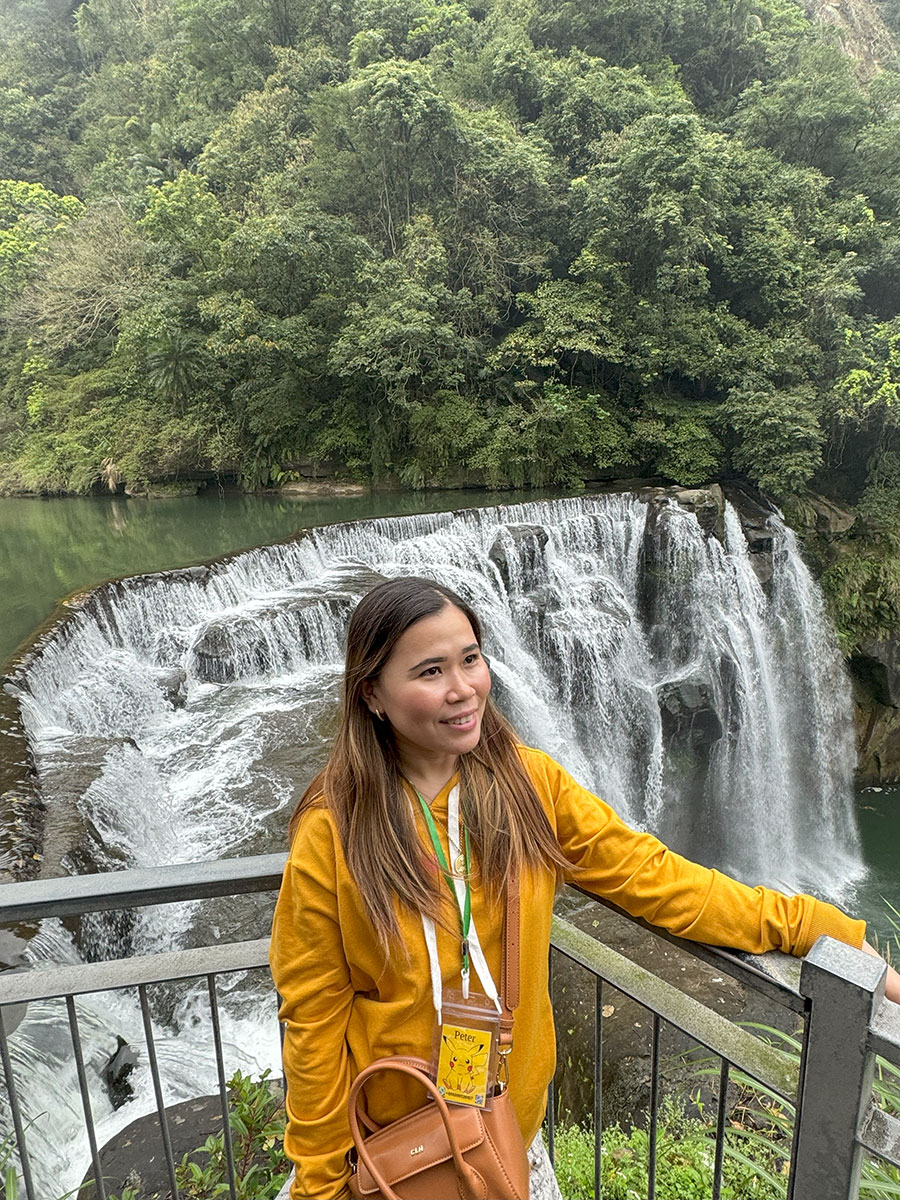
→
(347, 883, 530, 1200)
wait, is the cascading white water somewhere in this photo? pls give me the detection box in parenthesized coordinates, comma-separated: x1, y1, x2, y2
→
(4, 493, 865, 1192)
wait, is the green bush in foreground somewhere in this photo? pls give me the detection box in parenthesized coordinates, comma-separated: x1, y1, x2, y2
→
(6, 1027, 900, 1199)
(173, 1070, 288, 1200)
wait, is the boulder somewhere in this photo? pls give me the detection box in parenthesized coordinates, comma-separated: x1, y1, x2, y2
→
(188, 616, 274, 685)
(103, 1036, 139, 1109)
(78, 1095, 225, 1200)
(80, 1085, 286, 1200)
(785, 492, 856, 538)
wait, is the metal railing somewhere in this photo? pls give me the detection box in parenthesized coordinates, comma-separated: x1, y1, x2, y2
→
(0, 860, 898, 1200)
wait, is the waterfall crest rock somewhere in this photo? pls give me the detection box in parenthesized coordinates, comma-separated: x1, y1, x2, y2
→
(636, 484, 726, 541)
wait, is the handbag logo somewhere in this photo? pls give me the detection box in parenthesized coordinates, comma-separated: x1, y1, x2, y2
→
(410, 1145, 425, 1156)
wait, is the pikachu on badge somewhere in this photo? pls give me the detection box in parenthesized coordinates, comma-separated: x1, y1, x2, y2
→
(436, 1024, 492, 1107)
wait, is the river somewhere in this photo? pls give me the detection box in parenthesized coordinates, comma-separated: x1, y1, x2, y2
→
(0, 488, 553, 666)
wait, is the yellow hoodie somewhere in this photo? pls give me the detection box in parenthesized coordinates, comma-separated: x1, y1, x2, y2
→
(269, 746, 865, 1199)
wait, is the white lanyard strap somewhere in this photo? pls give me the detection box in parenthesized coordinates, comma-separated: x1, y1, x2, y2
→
(418, 784, 501, 1024)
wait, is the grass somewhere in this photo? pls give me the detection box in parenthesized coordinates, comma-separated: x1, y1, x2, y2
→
(551, 1094, 788, 1200)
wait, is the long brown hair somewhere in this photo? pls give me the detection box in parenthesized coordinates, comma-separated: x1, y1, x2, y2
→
(289, 576, 570, 945)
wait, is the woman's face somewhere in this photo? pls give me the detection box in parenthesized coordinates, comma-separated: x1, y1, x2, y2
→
(362, 603, 492, 771)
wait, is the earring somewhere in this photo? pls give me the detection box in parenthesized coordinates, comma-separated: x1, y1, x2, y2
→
(374, 709, 384, 720)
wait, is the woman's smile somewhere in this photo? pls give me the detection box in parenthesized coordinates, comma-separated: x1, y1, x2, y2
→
(441, 709, 478, 728)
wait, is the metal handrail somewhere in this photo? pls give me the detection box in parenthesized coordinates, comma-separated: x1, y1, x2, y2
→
(0, 853, 286, 922)
(1, 860, 898, 1200)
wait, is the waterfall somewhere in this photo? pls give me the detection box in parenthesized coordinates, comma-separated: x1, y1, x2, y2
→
(3, 492, 864, 1191)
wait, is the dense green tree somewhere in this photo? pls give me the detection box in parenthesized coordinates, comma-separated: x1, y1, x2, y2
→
(7, 200, 149, 351)
(0, 179, 82, 303)
(729, 40, 870, 178)
(0, 0, 899, 528)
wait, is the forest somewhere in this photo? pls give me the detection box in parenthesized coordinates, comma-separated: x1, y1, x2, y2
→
(2, 0, 900, 643)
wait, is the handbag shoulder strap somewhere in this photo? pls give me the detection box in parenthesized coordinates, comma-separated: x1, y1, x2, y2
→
(499, 873, 520, 1052)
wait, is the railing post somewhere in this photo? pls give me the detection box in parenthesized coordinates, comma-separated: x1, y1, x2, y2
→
(791, 936, 886, 1200)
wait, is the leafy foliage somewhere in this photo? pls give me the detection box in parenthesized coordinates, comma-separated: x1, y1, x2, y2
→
(551, 1097, 786, 1199)
(688, 1023, 900, 1200)
(174, 1070, 289, 1199)
(0, 0, 900, 541)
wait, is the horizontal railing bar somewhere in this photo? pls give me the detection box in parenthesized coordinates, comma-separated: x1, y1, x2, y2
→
(859, 1104, 900, 1169)
(0, 939, 271, 1006)
(551, 915, 798, 1099)
(0, 854, 286, 922)
(571, 887, 805, 1014)
(0, 868, 802, 1020)
(868, 1000, 900, 1064)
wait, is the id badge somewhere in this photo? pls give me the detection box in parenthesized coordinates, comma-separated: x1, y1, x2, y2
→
(430, 989, 501, 1110)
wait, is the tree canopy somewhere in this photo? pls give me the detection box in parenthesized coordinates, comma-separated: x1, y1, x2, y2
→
(1, 0, 899, 579)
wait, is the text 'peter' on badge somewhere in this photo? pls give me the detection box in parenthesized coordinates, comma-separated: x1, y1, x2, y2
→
(431, 989, 500, 1110)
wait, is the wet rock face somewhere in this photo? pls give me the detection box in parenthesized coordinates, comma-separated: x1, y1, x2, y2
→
(488, 524, 550, 592)
(852, 637, 900, 708)
(852, 635, 900, 784)
(857, 707, 900, 785)
(188, 594, 357, 685)
(725, 486, 779, 586)
(190, 618, 249, 684)
(638, 499, 709, 667)
(658, 680, 724, 750)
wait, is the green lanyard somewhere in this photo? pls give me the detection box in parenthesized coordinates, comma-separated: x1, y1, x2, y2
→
(415, 789, 472, 980)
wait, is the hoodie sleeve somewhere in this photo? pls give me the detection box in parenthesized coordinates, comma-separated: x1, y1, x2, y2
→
(269, 808, 355, 1200)
(524, 747, 866, 956)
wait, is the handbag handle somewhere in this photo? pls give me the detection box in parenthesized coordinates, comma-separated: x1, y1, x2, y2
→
(348, 1057, 485, 1200)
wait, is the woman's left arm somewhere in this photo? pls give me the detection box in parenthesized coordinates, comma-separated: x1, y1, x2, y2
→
(528, 749, 874, 965)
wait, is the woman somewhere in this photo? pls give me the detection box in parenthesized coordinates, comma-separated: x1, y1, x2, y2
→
(269, 576, 899, 1200)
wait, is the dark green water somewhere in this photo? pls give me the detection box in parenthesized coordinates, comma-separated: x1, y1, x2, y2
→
(855, 786, 900, 944)
(0, 488, 552, 667)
